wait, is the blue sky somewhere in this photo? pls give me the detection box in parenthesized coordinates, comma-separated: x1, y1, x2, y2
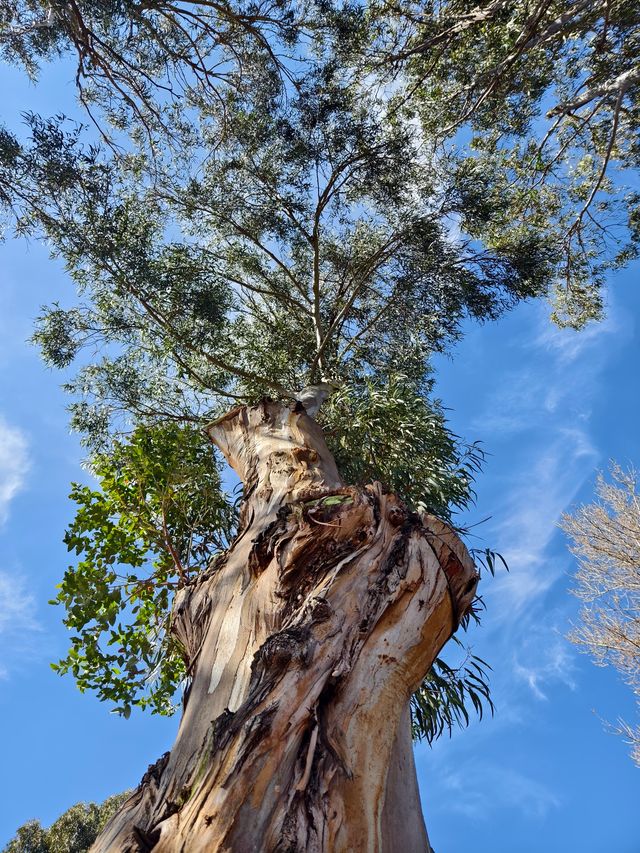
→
(1, 64, 639, 852)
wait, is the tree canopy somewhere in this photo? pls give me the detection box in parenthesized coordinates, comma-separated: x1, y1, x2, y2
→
(0, 0, 638, 739)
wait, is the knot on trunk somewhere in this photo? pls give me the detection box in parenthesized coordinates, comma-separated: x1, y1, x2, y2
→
(251, 626, 312, 683)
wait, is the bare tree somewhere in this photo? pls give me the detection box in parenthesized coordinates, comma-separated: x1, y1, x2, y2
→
(560, 463, 640, 765)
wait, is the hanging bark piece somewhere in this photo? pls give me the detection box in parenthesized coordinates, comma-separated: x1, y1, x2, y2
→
(92, 402, 478, 853)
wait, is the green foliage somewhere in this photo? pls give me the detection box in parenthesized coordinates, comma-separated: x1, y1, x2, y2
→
(1, 86, 555, 452)
(3, 792, 129, 853)
(411, 638, 494, 743)
(3, 820, 47, 853)
(323, 375, 483, 518)
(0, 0, 293, 125)
(2, 0, 639, 334)
(51, 423, 235, 715)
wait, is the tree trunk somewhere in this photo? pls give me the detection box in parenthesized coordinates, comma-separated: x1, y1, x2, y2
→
(92, 401, 478, 853)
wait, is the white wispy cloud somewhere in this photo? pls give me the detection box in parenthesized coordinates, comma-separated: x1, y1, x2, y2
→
(0, 417, 30, 524)
(433, 300, 623, 761)
(0, 570, 41, 678)
(512, 627, 577, 701)
(0, 418, 37, 675)
(470, 306, 617, 708)
(419, 299, 633, 833)
(471, 301, 625, 438)
(534, 305, 625, 365)
(427, 758, 561, 821)
(470, 366, 543, 435)
(485, 428, 597, 623)
(475, 301, 629, 624)
(0, 571, 38, 635)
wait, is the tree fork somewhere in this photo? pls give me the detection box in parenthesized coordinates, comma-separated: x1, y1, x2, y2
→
(92, 402, 478, 852)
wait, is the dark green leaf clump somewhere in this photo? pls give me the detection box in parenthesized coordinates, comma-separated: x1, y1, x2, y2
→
(51, 423, 235, 716)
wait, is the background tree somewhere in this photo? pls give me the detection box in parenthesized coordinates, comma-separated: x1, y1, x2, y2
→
(0, 0, 638, 849)
(3, 793, 129, 853)
(560, 463, 640, 766)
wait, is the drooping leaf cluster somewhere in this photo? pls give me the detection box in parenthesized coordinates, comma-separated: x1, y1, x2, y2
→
(411, 637, 494, 743)
(3, 791, 129, 853)
(410, 545, 508, 742)
(322, 375, 484, 518)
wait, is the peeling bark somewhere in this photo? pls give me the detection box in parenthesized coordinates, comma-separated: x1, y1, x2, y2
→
(92, 401, 478, 853)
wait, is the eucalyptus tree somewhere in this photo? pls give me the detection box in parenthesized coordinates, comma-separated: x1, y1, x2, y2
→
(0, 0, 639, 850)
(2, 68, 505, 851)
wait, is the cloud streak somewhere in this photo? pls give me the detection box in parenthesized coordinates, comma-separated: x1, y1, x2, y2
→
(485, 427, 597, 624)
(0, 570, 41, 678)
(0, 417, 37, 676)
(474, 301, 628, 625)
(0, 417, 29, 524)
(436, 761, 561, 821)
(421, 301, 628, 819)
(470, 305, 628, 704)
(512, 627, 577, 701)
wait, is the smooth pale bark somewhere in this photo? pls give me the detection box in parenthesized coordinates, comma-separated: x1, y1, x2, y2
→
(92, 401, 478, 852)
